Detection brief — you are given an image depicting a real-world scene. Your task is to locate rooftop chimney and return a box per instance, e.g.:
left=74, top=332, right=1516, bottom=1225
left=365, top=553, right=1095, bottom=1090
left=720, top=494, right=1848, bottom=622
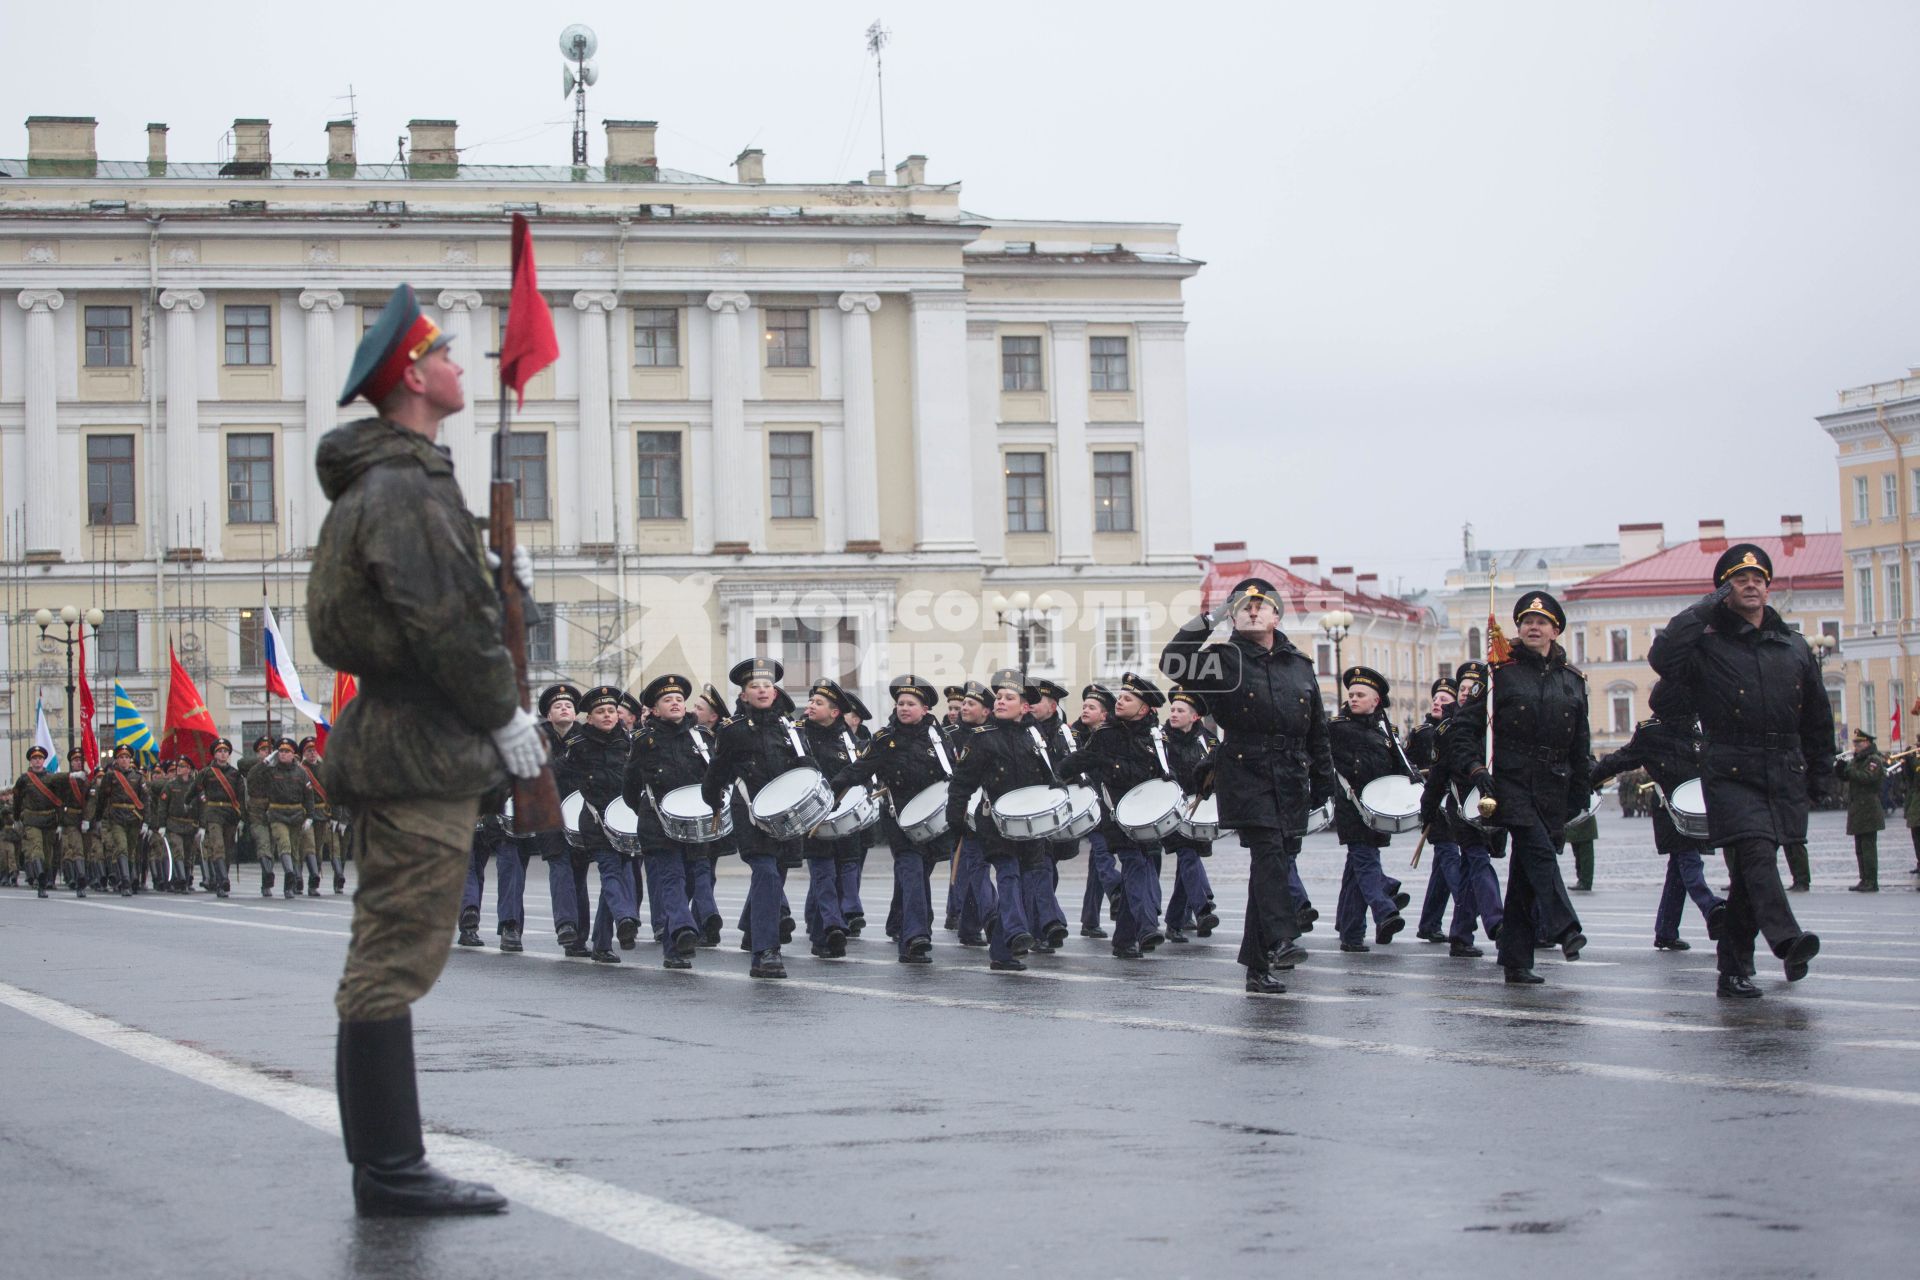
left=222, top=118, right=271, bottom=176
left=326, top=119, right=356, bottom=176
left=25, top=115, right=97, bottom=177
left=1698, top=518, right=1728, bottom=551
left=146, top=123, right=167, bottom=176
left=407, top=119, right=457, bottom=178
left=1289, top=555, right=1318, bottom=572
left=1330, top=565, right=1356, bottom=595
left=1618, top=521, right=1664, bottom=565
left=1213, top=540, right=1247, bottom=556
left=1356, top=573, right=1379, bottom=595
left=1781, top=513, right=1805, bottom=539
left=734, top=148, right=765, bottom=184
left=867, top=169, right=888, bottom=186
left=604, top=120, right=657, bottom=181
left=894, top=153, right=927, bottom=186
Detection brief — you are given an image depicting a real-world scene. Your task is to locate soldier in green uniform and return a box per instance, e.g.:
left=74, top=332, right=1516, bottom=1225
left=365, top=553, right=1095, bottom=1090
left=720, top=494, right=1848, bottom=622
left=11, top=746, right=63, bottom=897
left=191, top=737, right=245, bottom=898
left=1565, top=799, right=1600, bottom=892
left=298, top=736, right=344, bottom=894
left=307, top=282, right=540, bottom=1215
left=0, top=788, right=17, bottom=887
left=60, top=748, right=97, bottom=893
left=239, top=736, right=276, bottom=896
left=256, top=738, right=317, bottom=899
left=1903, top=748, right=1920, bottom=881
left=1837, top=729, right=1884, bottom=892
left=86, top=744, right=148, bottom=895
left=154, top=756, right=200, bottom=892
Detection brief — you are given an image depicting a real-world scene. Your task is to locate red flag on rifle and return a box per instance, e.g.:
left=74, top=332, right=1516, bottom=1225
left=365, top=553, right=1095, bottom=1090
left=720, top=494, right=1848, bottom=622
left=160, top=643, right=220, bottom=767
left=498, top=213, right=559, bottom=408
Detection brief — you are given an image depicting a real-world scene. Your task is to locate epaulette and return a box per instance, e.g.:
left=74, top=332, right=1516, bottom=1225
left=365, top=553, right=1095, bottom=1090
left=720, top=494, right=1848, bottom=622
left=1565, top=663, right=1587, bottom=681
left=718, top=714, right=743, bottom=730
left=971, top=724, right=991, bottom=734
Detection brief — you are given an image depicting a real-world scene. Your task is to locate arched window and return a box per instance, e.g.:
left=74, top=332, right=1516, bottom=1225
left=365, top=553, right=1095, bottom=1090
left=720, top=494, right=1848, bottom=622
left=1468, top=627, right=1482, bottom=660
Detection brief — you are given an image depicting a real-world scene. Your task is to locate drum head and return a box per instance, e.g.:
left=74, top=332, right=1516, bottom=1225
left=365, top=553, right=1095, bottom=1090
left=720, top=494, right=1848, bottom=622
left=1670, top=778, right=1705, bottom=811
left=1065, top=784, right=1101, bottom=818
left=1116, top=778, right=1181, bottom=825
left=604, top=798, right=639, bottom=835
left=660, top=785, right=711, bottom=820
left=899, top=783, right=947, bottom=825
left=1360, top=775, right=1423, bottom=815
left=827, top=785, right=869, bottom=819
left=1188, top=794, right=1218, bottom=824
left=753, top=768, right=825, bottom=818
left=503, top=797, right=515, bottom=824
left=561, top=792, right=585, bottom=831
left=998, top=785, right=1064, bottom=819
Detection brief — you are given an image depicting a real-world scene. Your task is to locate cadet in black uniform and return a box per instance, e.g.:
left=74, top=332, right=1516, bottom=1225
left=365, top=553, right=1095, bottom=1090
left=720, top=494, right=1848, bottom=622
left=1419, top=662, right=1506, bottom=958
left=1327, top=666, right=1410, bottom=952
left=1162, top=688, right=1219, bottom=941
left=838, top=688, right=876, bottom=934
left=944, top=668, right=1051, bottom=971
left=556, top=686, right=638, bottom=964
left=1409, top=677, right=1460, bottom=942
left=702, top=658, right=809, bottom=979
left=833, top=675, right=954, bottom=962
left=796, top=679, right=859, bottom=958
left=623, top=673, right=709, bottom=968
left=538, top=683, right=594, bottom=956
left=1648, top=543, right=1825, bottom=997
left=687, top=683, right=732, bottom=941
left=1443, top=593, right=1589, bottom=984
left=1075, top=683, right=1124, bottom=937
left=1024, top=678, right=1078, bottom=951
left=1160, top=578, right=1335, bottom=994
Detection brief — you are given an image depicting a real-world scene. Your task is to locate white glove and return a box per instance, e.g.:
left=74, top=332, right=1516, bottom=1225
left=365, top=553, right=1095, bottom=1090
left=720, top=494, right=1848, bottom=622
left=301, top=818, right=312, bottom=832
left=334, top=820, right=346, bottom=835
left=490, top=706, right=548, bottom=779
left=485, top=546, right=537, bottom=595
left=80, top=820, right=90, bottom=832
left=140, top=824, right=149, bottom=836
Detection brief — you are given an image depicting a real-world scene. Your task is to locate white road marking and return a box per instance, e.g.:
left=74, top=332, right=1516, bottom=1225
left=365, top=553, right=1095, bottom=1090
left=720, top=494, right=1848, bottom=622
left=1839, top=1040, right=1920, bottom=1051
left=0, top=980, right=896, bottom=1280
left=1437, top=1006, right=1729, bottom=1034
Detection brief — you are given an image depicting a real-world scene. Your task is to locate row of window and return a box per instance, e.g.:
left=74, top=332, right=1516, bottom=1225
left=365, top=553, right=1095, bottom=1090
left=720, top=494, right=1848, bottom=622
left=81, top=304, right=275, bottom=369
left=1000, top=335, right=1131, bottom=392
left=1851, top=470, right=1920, bottom=523
left=1856, top=561, right=1917, bottom=626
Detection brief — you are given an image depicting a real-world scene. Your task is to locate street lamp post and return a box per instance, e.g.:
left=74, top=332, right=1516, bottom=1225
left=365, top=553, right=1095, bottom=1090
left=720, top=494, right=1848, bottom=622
left=988, top=590, right=1059, bottom=688
left=1811, top=632, right=1840, bottom=748
left=1319, top=608, right=1354, bottom=685
left=34, top=605, right=105, bottom=757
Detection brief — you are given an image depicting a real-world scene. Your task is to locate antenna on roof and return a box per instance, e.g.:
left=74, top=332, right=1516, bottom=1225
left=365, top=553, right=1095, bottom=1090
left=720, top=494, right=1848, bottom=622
left=866, top=19, right=891, bottom=176
left=335, top=85, right=359, bottom=124
left=559, top=23, right=600, bottom=166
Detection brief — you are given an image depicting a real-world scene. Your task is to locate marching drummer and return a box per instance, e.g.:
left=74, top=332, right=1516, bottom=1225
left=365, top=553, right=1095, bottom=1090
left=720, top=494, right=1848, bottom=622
left=798, top=679, right=860, bottom=959
left=1328, top=666, right=1412, bottom=953
left=944, top=669, right=1050, bottom=971
left=1056, top=672, right=1176, bottom=959
left=1023, top=678, right=1078, bottom=953
left=702, top=658, right=808, bottom=979
left=622, top=673, right=710, bottom=968
left=1162, top=688, right=1220, bottom=942
left=555, top=685, right=640, bottom=965
left=1419, top=660, right=1505, bottom=958
left=1075, top=683, right=1123, bottom=939
left=1591, top=679, right=1726, bottom=951
left=945, top=680, right=997, bottom=945
left=831, top=675, right=954, bottom=963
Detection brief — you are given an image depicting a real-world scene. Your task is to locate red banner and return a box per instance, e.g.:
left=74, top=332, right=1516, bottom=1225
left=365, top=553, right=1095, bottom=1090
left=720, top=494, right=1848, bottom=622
left=159, top=643, right=219, bottom=767
left=77, top=626, right=98, bottom=770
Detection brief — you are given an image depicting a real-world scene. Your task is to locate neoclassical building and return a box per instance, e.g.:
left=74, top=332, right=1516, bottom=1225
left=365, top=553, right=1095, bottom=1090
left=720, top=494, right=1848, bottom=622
left=0, top=114, right=1201, bottom=756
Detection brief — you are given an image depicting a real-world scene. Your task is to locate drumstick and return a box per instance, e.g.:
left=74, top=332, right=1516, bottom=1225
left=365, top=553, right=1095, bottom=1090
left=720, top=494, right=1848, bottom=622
left=1409, top=827, right=1428, bottom=869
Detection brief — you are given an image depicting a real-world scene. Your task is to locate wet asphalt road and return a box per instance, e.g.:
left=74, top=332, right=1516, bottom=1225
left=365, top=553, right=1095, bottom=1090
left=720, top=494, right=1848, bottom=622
left=2, top=808, right=1916, bottom=1279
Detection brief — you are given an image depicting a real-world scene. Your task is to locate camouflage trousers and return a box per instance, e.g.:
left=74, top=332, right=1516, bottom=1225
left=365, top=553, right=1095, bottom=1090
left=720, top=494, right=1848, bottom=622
left=335, top=794, right=478, bottom=1021
left=100, top=819, right=142, bottom=869
left=201, top=817, right=239, bottom=863
left=0, top=833, right=16, bottom=876
left=19, top=825, right=56, bottom=872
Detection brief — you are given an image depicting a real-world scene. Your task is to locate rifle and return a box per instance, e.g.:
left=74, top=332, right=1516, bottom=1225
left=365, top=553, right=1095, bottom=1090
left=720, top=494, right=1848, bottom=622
left=490, top=423, right=564, bottom=837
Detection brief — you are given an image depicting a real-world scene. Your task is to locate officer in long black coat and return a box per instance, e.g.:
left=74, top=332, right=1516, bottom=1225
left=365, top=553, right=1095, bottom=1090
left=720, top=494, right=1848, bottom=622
left=831, top=675, right=953, bottom=962
left=1648, top=543, right=1826, bottom=996
left=1442, top=592, right=1590, bottom=984
left=1160, top=577, right=1335, bottom=994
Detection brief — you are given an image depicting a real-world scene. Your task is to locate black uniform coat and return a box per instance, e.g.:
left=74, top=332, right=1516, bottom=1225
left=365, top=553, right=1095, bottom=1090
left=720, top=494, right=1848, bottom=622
left=1056, top=713, right=1175, bottom=851
left=1405, top=713, right=1445, bottom=772
left=944, top=716, right=1059, bottom=860
left=1592, top=717, right=1702, bottom=856
left=1327, top=709, right=1404, bottom=849
left=1163, top=720, right=1218, bottom=855
left=623, top=714, right=715, bottom=847
left=797, top=715, right=862, bottom=862
left=1441, top=643, right=1591, bottom=841
left=1158, top=619, right=1335, bottom=835
left=1419, top=700, right=1508, bottom=854
left=1647, top=589, right=1832, bottom=847
left=701, top=707, right=812, bottom=861
left=555, top=721, right=631, bottom=851
left=831, top=714, right=953, bottom=857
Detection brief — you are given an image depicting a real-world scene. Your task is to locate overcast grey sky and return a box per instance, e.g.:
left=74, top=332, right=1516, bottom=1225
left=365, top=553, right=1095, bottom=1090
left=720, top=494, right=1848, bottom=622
left=6, top=1, right=1913, bottom=592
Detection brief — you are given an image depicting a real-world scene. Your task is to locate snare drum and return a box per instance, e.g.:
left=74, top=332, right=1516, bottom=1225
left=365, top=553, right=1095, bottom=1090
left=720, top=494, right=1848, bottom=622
left=560, top=791, right=593, bottom=849
left=814, top=784, right=883, bottom=840
left=1357, top=775, right=1424, bottom=835
left=1114, top=777, right=1186, bottom=843
left=990, top=785, right=1072, bottom=840
left=1458, top=786, right=1492, bottom=832
left=1665, top=778, right=1709, bottom=840
left=1056, top=784, right=1103, bottom=840
left=896, top=782, right=951, bottom=844
left=602, top=797, right=642, bottom=855
left=1177, top=792, right=1220, bottom=843
left=657, top=784, right=732, bottom=844
left=749, top=767, right=833, bottom=840
left=1304, top=799, right=1335, bottom=836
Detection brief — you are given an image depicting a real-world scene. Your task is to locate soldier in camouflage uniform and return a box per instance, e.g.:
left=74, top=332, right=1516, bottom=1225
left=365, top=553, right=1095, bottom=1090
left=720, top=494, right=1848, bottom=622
left=86, top=744, right=148, bottom=895
left=191, top=737, right=244, bottom=898
left=152, top=756, right=200, bottom=892
left=255, top=738, right=317, bottom=899
left=298, top=736, right=346, bottom=894
left=11, top=747, right=63, bottom=897
left=239, top=735, right=276, bottom=896
left=306, top=281, right=540, bottom=1215
left=1838, top=729, right=1885, bottom=892
left=0, top=788, right=17, bottom=887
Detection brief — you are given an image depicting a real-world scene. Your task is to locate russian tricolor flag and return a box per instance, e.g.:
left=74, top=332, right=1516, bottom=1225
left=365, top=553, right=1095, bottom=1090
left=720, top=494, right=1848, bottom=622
left=262, top=604, right=330, bottom=735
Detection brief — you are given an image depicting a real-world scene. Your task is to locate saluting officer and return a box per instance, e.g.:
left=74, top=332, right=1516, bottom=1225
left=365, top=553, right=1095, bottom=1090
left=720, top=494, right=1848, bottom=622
left=1160, top=577, right=1335, bottom=995
left=1443, top=594, right=1589, bottom=984
left=1162, top=688, right=1220, bottom=941
left=702, top=658, right=809, bottom=978
left=1327, top=666, right=1410, bottom=952
left=622, top=673, right=708, bottom=968
left=832, top=675, right=953, bottom=963
left=1649, top=542, right=1826, bottom=996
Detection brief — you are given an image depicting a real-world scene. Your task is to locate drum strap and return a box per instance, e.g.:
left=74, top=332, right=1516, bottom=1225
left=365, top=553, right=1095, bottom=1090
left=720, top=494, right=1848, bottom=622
left=782, top=718, right=808, bottom=760
left=841, top=730, right=860, bottom=761
left=690, top=730, right=712, bottom=764
left=1147, top=724, right=1174, bottom=779
left=1026, top=727, right=1057, bottom=776
left=928, top=725, right=953, bottom=777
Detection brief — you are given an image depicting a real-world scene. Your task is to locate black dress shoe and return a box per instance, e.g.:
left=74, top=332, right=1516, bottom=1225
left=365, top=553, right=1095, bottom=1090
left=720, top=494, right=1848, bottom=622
left=1782, top=933, right=1819, bottom=981
left=1417, top=929, right=1448, bottom=943
left=672, top=927, right=700, bottom=958
left=563, top=943, right=591, bottom=958
left=1848, top=882, right=1879, bottom=893
left=990, top=959, right=1028, bottom=972
left=702, top=914, right=724, bottom=946
left=1788, top=881, right=1809, bottom=892
left=1165, top=928, right=1189, bottom=945
left=1140, top=929, right=1166, bottom=952
left=1045, top=923, right=1069, bottom=948
left=1079, top=925, right=1109, bottom=939
left=1560, top=931, right=1586, bottom=961
left=944, top=913, right=960, bottom=932
left=1717, top=973, right=1762, bottom=999
left=1298, top=906, right=1320, bottom=928
left=1449, top=940, right=1483, bottom=958
left=1392, top=891, right=1411, bottom=911
left=663, top=955, right=693, bottom=970
left=1504, top=967, right=1544, bottom=984
left=1194, top=911, right=1219, bottom=937
left=1028, top=940, right=1057, bottom=955
left=556, top=922, right=581, bottom=948
left=750, top=957, right=787, bottom=979
left=500, top=925, right=523, bottom=953
left=334, top=876, right=347, bottom=894
left=959, top=934, right=988, bottom=947
left=1339, top=940, right=1370, bottom=953
left=898, top=952, right=931, bottom=964
left=826, top=926, right=848, bottom=956
left=1375, top=912, right=1405, bottom=945
left=1110, top=943, right=1143, bottom=960
left=1705, top=902, right=1727, bottom=941
left=590, top=948, right=621, bottom=964
left=1270, top=944, right=1309, bottom=970
left=616, top=917, right=639, bottom=949
left=779, top=917, right=796, bottom=944
left=1245, top=970, right=1285, bottom=995
left=1009, top=932, right=1034, bottom=956
left=846, top=914, right=866, bottom=937
left=456, top=928, right=483, bottom=948
left=1654, top=938, right=1691, bottom=951
left=906, top=935, right=933, bottom=958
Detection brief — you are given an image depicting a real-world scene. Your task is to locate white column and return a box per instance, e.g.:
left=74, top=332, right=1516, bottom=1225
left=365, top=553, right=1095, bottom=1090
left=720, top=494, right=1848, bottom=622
left=296, top=289, right=343, bottom=546
left=572, top=291, right=618, bottom=546
left=1050, top=320, right=1092, bottom=564
left=837, top=292, right=882, bottom=551
left=907, top=291, right=976, bottom=553
left=965, top=319, right=1004, bottom=564
left=705, top=291, right=753, bottom=552
left=1137, top=320, right=1195, bottom=565
left=158, top=289, right=206, bottom=556
left=435, top=290, right=484, bottom=514
left=16, top=289, right=63, bottom=558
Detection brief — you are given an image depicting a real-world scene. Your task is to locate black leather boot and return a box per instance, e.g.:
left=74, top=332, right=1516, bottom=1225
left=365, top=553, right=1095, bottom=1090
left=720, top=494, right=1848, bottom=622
left=337, top=1014, right=507, bottom=1216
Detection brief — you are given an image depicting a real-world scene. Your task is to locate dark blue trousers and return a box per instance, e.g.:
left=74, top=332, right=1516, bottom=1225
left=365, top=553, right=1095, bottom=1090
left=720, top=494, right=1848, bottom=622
left=495, top=840, right=532, bottom=929
left=1287, top=859, right=1313, bottom=914
left=955, top=836, right=993, bottom=940
left=1655, top=848, right=1724, bottom=944
left=643, top=844, right=697, bottom=957
left=1080, top=832, right=1121, bottom=927
left=1495, top=822, right=1579, bottom=972
left=806, top=856, right=848, bottom=942
left=1417, top=842, right=1463, bottom=935
left=1025, top=857, right=1068, bottom=939
left=1451, top=842, right=1505, bottom=944
left=742, top=852, right=789, bottom=960
left=838, top=849, right=866, bottom=921
left=986, top=853, right=1030, bottom=964
left=1166, top=847, right=1212, bottom=928
left=894, top=848, right=935, bottom=956
left=688, top=850, right=720, bottom=930
left=1335, top=844, right=1399, bottom=944
left=1111, top=845, right=1161, bottom=949
left=460, top=838, right=490, bottom=916
left=547, top=850, right=591, bottom=942
left=589, top=849, right=637, bottom=952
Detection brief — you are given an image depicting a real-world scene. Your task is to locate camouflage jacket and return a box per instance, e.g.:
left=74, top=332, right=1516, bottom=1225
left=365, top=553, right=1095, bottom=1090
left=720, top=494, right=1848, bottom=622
left=307, top=416, right=516, bottom=804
